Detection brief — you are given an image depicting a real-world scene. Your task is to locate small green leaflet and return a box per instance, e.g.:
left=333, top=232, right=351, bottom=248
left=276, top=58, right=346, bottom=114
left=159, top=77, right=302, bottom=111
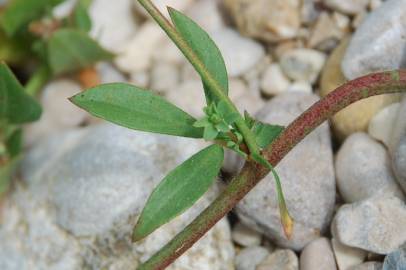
left=70, top=83, right=204, bottom=138
left=132, top=144, right=224, bottom=241
left=252, top=122, right=284, bottom=149
left=47, top=29, right=113, bottom=75
left=0, top=63, right=42, bottom=124
left=168, top=8, right=228, bottom=105
left=0, top=0, right=64, bottom=36
left=244, top=111, right=284, bottom=149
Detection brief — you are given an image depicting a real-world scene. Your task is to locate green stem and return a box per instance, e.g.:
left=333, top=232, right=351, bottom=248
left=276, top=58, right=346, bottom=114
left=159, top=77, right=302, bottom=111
left=25, top=65, right=50, bottom=96
left=138, top=70, right=406, bottom=270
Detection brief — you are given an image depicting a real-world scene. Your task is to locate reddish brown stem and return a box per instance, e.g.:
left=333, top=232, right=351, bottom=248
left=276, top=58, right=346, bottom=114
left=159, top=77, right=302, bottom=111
left=138, top=70, right=406, bottom=270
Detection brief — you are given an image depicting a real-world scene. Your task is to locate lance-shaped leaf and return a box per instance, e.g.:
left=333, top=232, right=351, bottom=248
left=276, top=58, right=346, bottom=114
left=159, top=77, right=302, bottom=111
left=168, top=8, right=228, bottom=104
left=132, top=144, right=224, bottom=241
left=0, top=63, right=42, bottom=124
left=70, top=83, right=204, bottom=138
left=0, top=0, right=64, bottom=36
left=47, top=29, right=113, bottom=75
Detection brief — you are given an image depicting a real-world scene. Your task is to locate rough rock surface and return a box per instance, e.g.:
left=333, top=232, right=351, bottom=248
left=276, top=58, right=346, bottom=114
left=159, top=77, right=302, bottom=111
left=335, top=133, right=404, bottom=203
left=0, top=124, right=234, bottom=269
left=222, top=0, right=301, bottom=42
left=341, top=0, right=406, bottom=79
left=334, top=196, right=406, bottom=255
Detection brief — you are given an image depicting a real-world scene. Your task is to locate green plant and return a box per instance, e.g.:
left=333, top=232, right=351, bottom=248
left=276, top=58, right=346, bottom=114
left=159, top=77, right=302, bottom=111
left=0, top=0, right=112, bottom=195
left=70, top=1, right=406, bottom=269
left=0, top=0, right=112, bottom=95
left=0, top=62, right=42, bottom=193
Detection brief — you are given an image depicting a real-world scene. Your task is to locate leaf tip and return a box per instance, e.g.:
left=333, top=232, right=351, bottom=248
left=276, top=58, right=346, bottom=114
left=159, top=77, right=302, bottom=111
left=131, top=228, right=145, bottom=243
left=280, top=208, right=294, bottom=240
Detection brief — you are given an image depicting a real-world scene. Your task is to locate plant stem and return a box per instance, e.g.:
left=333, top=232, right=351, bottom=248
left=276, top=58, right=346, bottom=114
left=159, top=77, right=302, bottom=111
left=138, top=70, right=406, bottom=270
left=136, top=0, right=260, bottom=157
left=25, top=65, right=50, bottom=96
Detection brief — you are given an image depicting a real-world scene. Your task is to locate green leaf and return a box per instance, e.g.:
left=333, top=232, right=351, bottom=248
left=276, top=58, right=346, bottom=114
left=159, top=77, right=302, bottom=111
left=72, top=0, right=92, bottom=32
left=0, top=63, right=42, bottom=124
left=6, top=128, right=22, bottom=158
left=168, top=8, right=228, bottom=104
left=47, top=29, right=113, bottom=75
left=0, top=0, right=64, bottom=36
left=252, top=122, right=284, bottom=149
left=203, top=125, right=218, bottom=140
left=70, top=83, right=204, bottom=138
left=132, top=144, right=224, bottom=241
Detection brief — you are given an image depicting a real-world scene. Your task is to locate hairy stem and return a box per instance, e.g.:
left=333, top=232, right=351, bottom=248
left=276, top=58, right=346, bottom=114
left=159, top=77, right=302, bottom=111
left=138, top=70, right=406, bottom=270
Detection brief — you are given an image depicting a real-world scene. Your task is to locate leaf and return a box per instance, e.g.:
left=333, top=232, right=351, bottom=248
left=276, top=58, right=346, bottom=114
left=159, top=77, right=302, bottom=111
left=47, top=29, right=113, bottom=75
left=132, top=144, right=224, bottom=241
left=0, top=29, right=30, bottom=64
left=168, top=8, right=228, bottom=104
left=70, top=83, right=204, bottom=138
left=72, top=0, right=92, bottom=32
left=0, top=0, right=64, bottom=36
left=203, top=125, right=218, bottom=140
left=6, top=128, right=22, bottom=158
left=252, top=122, right=284, bottom=149
left=0, top=63, right=42, bottom=124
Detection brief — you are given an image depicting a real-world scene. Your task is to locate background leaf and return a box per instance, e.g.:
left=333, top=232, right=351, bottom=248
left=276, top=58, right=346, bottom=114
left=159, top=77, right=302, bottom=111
left=132, top=144, right=224, bottom=241
left=0, top=63, right=42, bottom=124
left=47, top=29, right=113, bottom=75
left=70, top=83, right=204, bottom=138
left=168, top=8, right=228, bottom=104
left=72, top=0, right=92, bottom=32
left=252, top=122, right=284, bottom=149
left=0, top=0, right=64, bottom=36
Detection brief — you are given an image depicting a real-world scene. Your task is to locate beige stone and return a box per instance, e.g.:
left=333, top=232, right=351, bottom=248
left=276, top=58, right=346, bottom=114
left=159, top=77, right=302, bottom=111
left=223, top=0, right=300, bottom=43
left=320, top=38, right=400, bottom=140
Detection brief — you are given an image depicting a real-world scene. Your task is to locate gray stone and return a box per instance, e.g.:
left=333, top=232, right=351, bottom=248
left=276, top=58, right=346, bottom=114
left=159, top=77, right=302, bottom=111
left=383, top=243, right=406, bottom=270
left=0, top=124, right=234, bottom=269
left=256, top=249, right=299, bottom=270
left=234, top=93, right=335, bottom=250
left=390, top=97, right=406, bottom=193
left=341, top=0, right=406, bottom=79
left=211, top=28, right=265, bottom=77
left=334, top=196, right=406, bottom=254
left=335, top=133, right=404, bottom=203
left=260, top=63, right=290, bottom=96
left=150, top=62, right=180, bottom=95
left=166, top=79, right=206, bottom=118
left=300, top=238, right=337, bottom=270
left=368, top=103, right=401, bottom=148
left=232, top=222, right=262, bottom=247
left=349, top=262, right=383, bottom=270
left=115, top=22, right=165, bottom=73
left=186, top=0, right=225, bottom=33
left=23, top=79, right=87, bottom=147
left=89, top=0, right=137, bottom=53
left=280, top=49, right=326, bottom=84
left=235, top=246, right=269, bottom=270
left=96, top=62, right=126, bottom=84
left=332, top=238, right=368, bottom=270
